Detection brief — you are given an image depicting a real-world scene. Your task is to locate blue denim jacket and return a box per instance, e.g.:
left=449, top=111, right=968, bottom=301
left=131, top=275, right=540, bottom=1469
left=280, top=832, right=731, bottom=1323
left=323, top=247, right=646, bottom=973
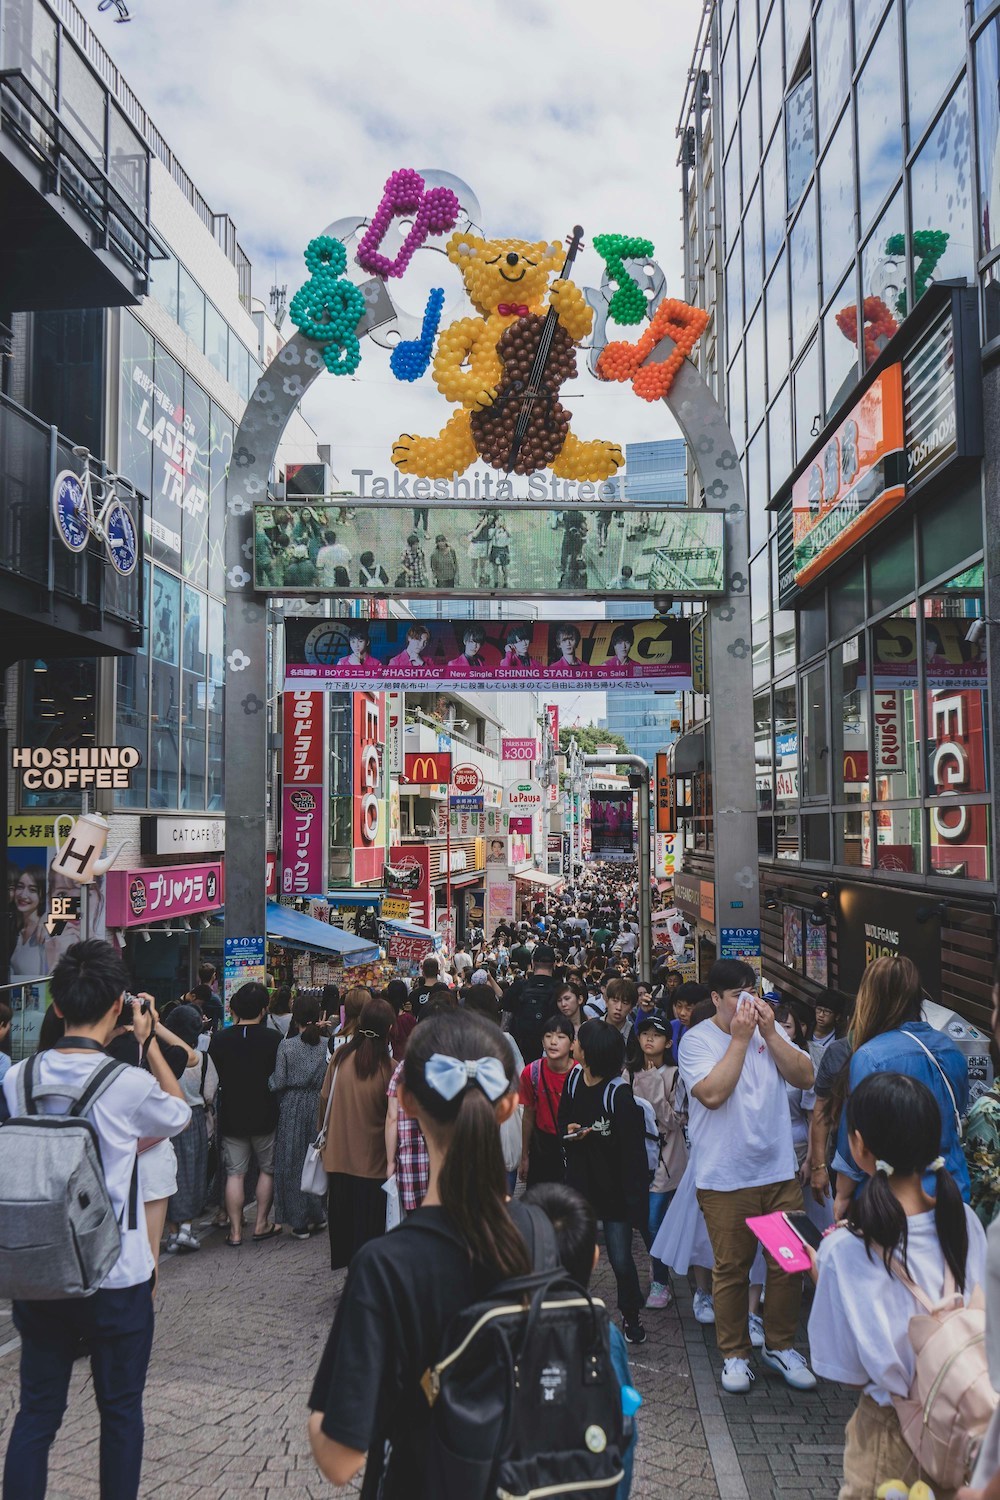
left=832, top=1021, right=970, bottom=1199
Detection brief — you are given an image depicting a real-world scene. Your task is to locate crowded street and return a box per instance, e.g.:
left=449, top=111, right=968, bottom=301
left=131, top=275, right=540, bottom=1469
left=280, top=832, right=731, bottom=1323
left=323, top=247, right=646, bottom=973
left=3, top=0, right=1000, bottom=1495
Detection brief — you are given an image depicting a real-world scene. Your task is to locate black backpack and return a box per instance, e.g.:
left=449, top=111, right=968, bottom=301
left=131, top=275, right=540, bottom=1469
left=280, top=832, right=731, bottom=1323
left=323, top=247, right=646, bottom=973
left=414, top=1204, right=626, bottom=1499
left=509, top=976, right=556, bottom=1063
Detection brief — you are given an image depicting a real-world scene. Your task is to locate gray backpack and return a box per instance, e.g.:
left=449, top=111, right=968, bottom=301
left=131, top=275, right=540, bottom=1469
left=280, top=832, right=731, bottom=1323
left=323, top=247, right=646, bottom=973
left=0, top=1043, right=139, bottom=1300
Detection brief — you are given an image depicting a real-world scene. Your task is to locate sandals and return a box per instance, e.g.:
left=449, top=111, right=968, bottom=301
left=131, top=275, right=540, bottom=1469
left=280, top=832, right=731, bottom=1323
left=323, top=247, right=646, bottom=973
left=224, top=1232, right=242, bottom=1248
left=252, top=1224, right=282, bottom=1242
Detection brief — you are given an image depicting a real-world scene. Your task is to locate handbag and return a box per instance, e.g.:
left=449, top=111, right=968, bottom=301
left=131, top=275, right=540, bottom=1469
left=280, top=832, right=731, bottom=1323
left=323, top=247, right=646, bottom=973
left=300, top=1061, right=337, bottom=1195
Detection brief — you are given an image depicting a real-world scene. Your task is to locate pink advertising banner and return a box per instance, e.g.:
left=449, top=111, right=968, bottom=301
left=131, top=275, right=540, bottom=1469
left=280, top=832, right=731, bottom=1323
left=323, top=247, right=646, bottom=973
left=502, top=737, right=538, bottom=762
left=284, top=617, right=693, bottom=691
left=508, top=815, right=533, bottom=835
left=107, top=862, right=224, bottom=928
left=281, top=689, right=326, bottom=896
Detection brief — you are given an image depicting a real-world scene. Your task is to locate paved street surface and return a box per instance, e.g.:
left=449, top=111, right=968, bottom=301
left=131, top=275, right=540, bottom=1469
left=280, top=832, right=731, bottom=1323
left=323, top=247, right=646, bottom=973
left=0, top=1220, right=849, bottom=1498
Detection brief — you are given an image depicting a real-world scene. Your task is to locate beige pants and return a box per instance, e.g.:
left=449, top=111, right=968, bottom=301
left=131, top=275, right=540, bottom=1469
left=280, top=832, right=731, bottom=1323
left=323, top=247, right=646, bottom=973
left=697, top=1178, right=804, bottom=1358
left=840, top=1394, right=957, bottom=1500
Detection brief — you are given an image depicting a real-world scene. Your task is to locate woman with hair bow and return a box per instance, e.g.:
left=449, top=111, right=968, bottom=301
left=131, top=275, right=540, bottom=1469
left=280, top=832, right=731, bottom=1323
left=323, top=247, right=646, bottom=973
left=308, top=1009, right=532, bottom=1497
left=318, top=995, right=395, bottom=1270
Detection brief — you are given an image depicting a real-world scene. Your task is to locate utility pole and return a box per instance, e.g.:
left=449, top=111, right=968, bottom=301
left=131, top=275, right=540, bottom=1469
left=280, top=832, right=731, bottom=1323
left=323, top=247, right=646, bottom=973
left=583, top=754, right=652, bottom=981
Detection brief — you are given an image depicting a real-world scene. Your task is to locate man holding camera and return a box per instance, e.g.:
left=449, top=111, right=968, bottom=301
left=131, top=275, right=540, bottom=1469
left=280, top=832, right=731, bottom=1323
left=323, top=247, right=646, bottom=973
left=1, top=940, right=191, bottom=1500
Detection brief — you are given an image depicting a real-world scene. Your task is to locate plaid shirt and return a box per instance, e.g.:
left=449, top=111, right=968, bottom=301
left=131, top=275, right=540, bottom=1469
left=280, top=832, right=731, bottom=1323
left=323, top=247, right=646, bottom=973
left=387, top=1060, right=429, bottom=1212
left=400, top=544, right=428, bottom=589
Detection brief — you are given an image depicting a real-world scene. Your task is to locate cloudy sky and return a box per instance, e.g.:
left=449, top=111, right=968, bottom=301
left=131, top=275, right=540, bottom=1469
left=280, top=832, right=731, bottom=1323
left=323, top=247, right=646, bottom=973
left=100, top=0, right=702, bottom=721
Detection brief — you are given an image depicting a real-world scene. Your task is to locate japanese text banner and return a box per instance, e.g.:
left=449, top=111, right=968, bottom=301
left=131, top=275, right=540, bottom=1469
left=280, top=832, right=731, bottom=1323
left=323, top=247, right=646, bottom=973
left=284, top=617, right=692, bottom=692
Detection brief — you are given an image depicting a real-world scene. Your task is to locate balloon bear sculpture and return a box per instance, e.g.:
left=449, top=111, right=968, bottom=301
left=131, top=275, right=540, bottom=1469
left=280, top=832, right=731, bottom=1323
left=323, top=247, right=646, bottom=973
left=391, top=233, right=623, bottom=482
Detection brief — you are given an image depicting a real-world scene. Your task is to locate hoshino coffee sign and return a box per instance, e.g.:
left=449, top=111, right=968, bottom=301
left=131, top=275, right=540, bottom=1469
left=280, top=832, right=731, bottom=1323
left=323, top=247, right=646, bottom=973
left=12, top=746, right=141, bottom=790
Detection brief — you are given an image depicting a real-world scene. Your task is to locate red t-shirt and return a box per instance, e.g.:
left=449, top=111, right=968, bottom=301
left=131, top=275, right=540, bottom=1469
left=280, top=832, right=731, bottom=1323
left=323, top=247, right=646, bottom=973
left=519, top=1059, right=576, bottom=1135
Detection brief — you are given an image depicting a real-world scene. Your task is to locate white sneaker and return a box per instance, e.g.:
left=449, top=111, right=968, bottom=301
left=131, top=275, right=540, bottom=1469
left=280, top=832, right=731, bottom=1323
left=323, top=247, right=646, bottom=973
left=748, top=1313, right=765, bottom=1348
left=692, top=1289, right=716, bottom=1324
left=173, top=1228, right=200, bottom=1253
left=760, top=1346, right=817, bottom=1390
left=164, top=1234, right=179, bottom=1255
left=646, top=1280, right=672, bottom=1309
left=721, top=1357, right=754, bottom=1393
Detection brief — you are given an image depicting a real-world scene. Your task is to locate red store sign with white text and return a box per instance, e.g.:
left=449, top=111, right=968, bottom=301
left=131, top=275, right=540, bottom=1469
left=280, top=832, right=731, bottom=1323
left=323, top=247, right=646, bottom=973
left=281, top=691, right=326, bottom=895
left=107, top=862, right=224, bottom=928
left=928, top=688, right=988, bottom=879
left=353, top=692, right=385, bottom=885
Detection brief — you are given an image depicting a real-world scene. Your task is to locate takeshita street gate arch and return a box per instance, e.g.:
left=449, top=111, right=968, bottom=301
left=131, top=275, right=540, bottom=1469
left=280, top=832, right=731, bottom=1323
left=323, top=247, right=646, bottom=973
left=223, top=169, right=757, bottom=962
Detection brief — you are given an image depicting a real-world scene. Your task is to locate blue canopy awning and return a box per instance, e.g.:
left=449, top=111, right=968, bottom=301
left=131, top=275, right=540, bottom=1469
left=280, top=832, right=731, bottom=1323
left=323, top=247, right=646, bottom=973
left=266, top=901, right=379, bottom=967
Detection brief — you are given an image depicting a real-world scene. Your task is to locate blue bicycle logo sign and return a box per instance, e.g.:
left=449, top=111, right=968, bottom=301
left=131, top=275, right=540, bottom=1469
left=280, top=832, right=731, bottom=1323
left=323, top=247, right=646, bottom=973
left=52, top=447, right=139, bottom=577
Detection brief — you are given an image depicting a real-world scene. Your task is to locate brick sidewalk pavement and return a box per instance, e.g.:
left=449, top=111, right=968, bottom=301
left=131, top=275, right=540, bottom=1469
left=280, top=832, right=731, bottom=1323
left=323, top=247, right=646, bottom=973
left=0, top=1221, right=849, bottom=1498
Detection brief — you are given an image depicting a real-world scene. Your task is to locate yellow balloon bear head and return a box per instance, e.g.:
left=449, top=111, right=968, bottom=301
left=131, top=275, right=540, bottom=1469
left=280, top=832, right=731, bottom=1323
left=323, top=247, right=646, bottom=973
left=876, top=1483, right=936, bottom=1500
left=446, top=232, right=563, bottom=317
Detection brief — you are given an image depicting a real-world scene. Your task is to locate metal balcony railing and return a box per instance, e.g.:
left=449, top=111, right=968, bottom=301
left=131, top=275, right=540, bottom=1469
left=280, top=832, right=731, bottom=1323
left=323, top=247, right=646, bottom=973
left=0, top=67, right=159, bottom=288
left=0, top=391, right=145, bottom=630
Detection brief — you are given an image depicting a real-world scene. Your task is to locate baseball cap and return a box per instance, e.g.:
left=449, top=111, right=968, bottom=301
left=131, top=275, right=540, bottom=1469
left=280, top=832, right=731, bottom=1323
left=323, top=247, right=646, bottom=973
left=635, top=1014, right=669, bottom=1037
left=533, top=944, right=556, bottom=966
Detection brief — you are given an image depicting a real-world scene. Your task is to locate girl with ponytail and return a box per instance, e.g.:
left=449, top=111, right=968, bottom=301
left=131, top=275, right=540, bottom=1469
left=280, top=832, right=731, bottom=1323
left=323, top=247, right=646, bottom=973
left=308, top=1010, right=530, bottom=1496
left=808, top=1072, right=987, bottom=1498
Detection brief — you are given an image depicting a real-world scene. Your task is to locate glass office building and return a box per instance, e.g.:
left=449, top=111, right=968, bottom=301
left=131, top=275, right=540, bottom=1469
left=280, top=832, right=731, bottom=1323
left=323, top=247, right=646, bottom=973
left=676, top=0, right=1000, bottom=1021
left=602, top=441, right=685, bottom=763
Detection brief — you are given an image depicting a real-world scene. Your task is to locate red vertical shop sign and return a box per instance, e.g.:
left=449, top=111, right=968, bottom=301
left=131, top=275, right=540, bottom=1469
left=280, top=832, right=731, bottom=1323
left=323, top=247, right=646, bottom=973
left=929, top=688, right=989, bottom=878
left=352, top=692, right=385, bottom=885
left=280, top=690, right=326, bottom=895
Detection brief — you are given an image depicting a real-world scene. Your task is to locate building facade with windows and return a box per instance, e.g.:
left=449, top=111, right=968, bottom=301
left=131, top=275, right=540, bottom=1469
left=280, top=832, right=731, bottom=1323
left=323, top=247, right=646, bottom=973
left=675, top=0, right=1000, bottom=1023
left=1, top=0, right=321, bottom=1026
left=603, top=440, right=685, bottom=764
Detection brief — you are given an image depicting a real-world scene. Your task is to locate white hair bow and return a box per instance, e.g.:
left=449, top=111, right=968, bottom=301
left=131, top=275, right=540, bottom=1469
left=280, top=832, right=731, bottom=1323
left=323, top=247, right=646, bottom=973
left=424, top=1053, right=509, bottom=1103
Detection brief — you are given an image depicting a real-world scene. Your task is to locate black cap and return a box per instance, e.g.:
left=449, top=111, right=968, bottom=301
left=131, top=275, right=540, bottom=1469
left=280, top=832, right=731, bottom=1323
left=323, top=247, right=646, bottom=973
left=636, top=1014, right=669, bottom=1037
left=533, top=944, right=556, bottom=966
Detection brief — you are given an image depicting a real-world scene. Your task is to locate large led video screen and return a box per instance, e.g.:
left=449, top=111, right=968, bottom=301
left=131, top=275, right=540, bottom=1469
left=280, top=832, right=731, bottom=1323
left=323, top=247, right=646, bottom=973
left=283, top=616, right=693, bottom=692
left=255, top=501, right=725, bottom=599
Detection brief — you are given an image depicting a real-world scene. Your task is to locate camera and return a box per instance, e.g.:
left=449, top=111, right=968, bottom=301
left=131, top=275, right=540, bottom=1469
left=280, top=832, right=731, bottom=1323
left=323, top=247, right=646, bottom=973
left=126, top=992, right=151, bottom=1015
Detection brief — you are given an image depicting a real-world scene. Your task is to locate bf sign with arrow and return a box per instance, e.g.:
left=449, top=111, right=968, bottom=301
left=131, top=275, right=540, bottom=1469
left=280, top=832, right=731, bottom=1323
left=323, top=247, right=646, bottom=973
left=46, top=893, right=80, bottom=936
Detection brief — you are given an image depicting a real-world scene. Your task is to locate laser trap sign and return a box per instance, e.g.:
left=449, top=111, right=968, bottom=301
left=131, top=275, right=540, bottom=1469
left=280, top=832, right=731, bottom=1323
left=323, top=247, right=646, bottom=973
left=283, top=616, right=693, bottom=692
left=254, top=501, right=725, bottom=600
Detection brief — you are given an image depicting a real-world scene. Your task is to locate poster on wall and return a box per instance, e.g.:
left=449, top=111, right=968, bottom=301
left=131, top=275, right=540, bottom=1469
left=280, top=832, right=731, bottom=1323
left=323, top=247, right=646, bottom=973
left=284, top=617, right=693, bottom=692
left=782, top=906, right=804, bottom=972
left=588, top=790, right=635, bottom=862
left=804, top=919, right=828, bottom=985
left=7, top=816, right=108, bottom=1057
left=866, top=617, right=987, bottom=691
left=384, top=845, right=430, bottom=928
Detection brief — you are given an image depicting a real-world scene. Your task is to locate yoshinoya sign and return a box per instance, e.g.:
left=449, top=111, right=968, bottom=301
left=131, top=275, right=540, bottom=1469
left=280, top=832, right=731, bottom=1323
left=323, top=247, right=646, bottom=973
left=141, top=815, right=224, bottom=858
left=107, top=861, right=224, bottom=928
left=789, top=365, right=905, bottom=592
left=12, top=746, right=141, bottom=791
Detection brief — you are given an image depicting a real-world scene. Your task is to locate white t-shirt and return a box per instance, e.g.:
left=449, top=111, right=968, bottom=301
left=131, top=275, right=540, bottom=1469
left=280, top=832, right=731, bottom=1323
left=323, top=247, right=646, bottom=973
left=3, top=1050, right=191, bottom=1289
left=785, top=1076, right=816, bottom=1152
left=678, top=1018, right=798, bottom=1191
left=808, top=1206, right=987, bottom=1404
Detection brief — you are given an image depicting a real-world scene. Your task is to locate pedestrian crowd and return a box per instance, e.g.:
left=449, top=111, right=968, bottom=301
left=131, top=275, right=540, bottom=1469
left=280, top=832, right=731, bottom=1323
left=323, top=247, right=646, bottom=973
left=2, top=861, right=1000, bottom=1500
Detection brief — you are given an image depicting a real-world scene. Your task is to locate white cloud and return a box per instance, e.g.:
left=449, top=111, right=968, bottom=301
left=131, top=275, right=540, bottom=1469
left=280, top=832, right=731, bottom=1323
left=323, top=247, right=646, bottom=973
left=101, top=0, right=704, bottom=481
left=100, top=0, right=705, bottom=725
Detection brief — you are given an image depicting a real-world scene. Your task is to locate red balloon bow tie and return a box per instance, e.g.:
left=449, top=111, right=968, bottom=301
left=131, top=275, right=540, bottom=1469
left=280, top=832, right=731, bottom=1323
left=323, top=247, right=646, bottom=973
left=497, top=303, right=530, bottom=317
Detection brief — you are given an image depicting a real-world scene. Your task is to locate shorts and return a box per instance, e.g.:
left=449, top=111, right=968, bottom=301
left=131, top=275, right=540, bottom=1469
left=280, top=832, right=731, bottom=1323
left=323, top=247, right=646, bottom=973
left=221, top=1131, right=276, bottom=1177
left=139, top=1139, right=178, bottom=1202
